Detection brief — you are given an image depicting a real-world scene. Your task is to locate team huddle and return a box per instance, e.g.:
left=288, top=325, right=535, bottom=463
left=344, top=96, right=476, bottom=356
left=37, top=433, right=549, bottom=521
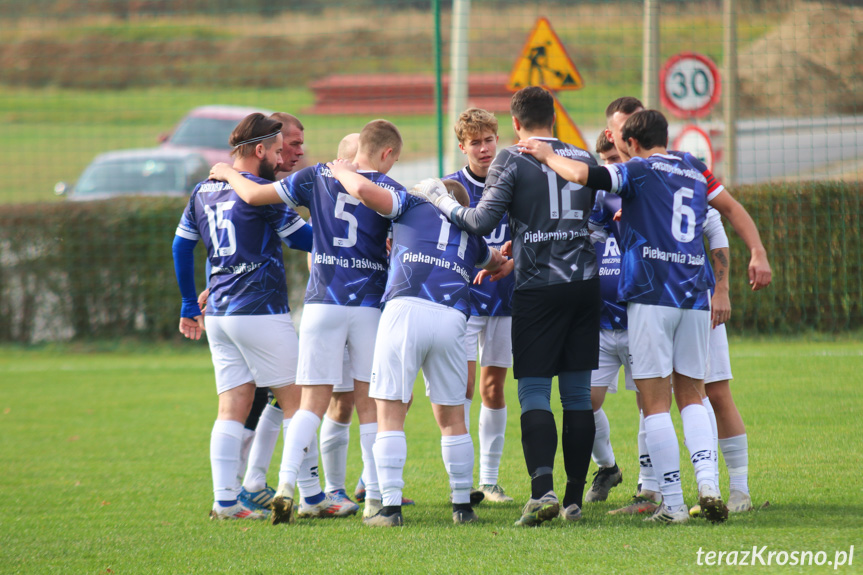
left=172, top=86, right=772, bottom=528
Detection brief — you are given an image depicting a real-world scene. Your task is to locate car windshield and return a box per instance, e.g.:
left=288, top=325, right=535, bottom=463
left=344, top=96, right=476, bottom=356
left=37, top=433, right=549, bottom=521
left=168, top=116, right=236, bottom=150
left=75, top=158, right=187, bottom=196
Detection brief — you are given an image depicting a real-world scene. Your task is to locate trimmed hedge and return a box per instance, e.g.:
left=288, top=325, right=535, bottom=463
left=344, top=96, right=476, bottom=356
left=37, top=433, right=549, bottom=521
left=0, top=197, right=309, bottom=343
left=0, top=182, right=860, bottom=342
left=727, top=180, right=863, bottom=334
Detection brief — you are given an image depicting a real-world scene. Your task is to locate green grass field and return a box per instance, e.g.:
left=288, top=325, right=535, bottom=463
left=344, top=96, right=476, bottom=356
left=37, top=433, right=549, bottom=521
left=2, top=338, right=861, bottom=574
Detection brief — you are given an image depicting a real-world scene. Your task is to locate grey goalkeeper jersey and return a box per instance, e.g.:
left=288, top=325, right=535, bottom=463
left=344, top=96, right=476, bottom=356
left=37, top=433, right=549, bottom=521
left=449, top=138, right=599, bottom=290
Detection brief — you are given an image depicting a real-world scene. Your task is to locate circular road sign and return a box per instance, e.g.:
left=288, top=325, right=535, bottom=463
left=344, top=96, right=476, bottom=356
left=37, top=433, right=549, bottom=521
left=660, top=52, right=721, bottom=119
left=673, top=125, right=715, bottom=172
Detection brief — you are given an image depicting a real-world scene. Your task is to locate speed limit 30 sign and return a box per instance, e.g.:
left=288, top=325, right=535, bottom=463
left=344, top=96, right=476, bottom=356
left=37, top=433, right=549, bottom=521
left=660, top=52, right=721, bottom=119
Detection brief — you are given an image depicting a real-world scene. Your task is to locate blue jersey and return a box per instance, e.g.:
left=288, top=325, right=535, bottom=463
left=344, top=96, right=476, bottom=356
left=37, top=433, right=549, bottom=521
left=603, top=152, right=721, bottom=310
left=175, top=173, right=307, bottom=316
left=275, top=164, right=405, bottom=307
left=384, top=193, right=491, bottom=317
left=444, top=167, right=514, bottom=316
left=590, top=190, right=627, bottom=330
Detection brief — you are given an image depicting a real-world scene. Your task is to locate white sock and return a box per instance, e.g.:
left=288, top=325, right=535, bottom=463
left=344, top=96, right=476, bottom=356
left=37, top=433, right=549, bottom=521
left=442, top=434, right=474, bottom=505
left=210, top=419, right=244, bottom=502
left=374, top=431, right=407, bottom=507
left=277, top=409, right=320, bottom=497
left=719, top=434, right=749, bottom=494
left=591, top=407, right=616, bottom=468
left=237, top=427, right=255, bottom=485
left=360, top=423, right=381, bottom=501
left=638, top=411, right=659, bottom=494
left=644, top=413, right=683, bottom=509
left=463, top=399, right=472, bottom=434
left=478, top=405, right=506, bottom=486
left=320, top=416, right=351, bottom=493
left=296, top=429, right=322, bottom=499
left=681, top=403, right=718, bottom=492
left=243, top=404, right=283, bottom=492
left=701, top=396, right=720, bottom=486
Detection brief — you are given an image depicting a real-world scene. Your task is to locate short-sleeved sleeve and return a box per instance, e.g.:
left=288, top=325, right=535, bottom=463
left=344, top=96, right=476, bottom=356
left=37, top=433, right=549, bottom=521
left=175, top=189, right=201, bottom=241
left=274, top=165, right=318, bottom=208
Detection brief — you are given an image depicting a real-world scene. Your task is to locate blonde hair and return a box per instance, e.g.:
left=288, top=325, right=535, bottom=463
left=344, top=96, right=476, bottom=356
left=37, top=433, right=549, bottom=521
left=442, top=179, right=470, bottom=207
left=454, top=108, right=498, bottom=143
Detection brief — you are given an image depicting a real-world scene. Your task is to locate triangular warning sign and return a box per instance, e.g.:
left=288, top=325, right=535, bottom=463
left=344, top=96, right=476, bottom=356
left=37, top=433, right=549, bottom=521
left=551, top=94, right=588, bottom=150
left=507, top=17, right=584, bottom=92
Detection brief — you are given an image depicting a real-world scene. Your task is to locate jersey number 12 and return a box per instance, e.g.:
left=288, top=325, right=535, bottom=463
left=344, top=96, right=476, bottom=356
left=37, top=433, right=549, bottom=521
left=543, top=165, right=583, bottom=220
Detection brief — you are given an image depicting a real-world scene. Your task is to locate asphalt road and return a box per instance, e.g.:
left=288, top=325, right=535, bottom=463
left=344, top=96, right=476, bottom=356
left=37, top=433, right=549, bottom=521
left=390, top=116, right=863, bottom=188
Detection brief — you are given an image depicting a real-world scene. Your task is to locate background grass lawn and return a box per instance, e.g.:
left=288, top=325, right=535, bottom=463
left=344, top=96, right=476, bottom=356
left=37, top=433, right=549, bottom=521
left=1, top=338, right=861, bottom=574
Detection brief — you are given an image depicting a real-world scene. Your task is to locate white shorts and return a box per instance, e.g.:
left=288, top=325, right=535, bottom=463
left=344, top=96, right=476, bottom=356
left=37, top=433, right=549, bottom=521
left=297, top=304, right=380, bottom=386
left=628, top=303, right=710, bottom=380
left=705, top=323, right=733, bottom=384
left=370, top=297, right=467, bottom=406
left=464, top=315, right=513, bottom=368
left=205, top=313, right=298, bottom=395
left=334, top=347, right=354, bottom=393
left=591, top=329, right=637, bottom=392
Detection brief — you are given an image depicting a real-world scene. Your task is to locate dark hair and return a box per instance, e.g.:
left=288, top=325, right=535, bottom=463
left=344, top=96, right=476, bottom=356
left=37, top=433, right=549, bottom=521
left=229, top=113, right=283, bottom=158
left=510, top=86, right=555, bottom=131
left=595, top=130, right=614, bottom=155
left=605, top=96, right=644, bottom=119
left=620, top=109, right=668, bottom=150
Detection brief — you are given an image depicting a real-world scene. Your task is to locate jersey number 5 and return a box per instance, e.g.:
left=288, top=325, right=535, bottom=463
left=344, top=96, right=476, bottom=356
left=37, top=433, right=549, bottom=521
left=672, top=187, right=697, bottom=243
left=334, top=192, right=360, bottom=248
left=204, top=201, right=237, bottom=257
left=542, top=165, right=583, bottom=220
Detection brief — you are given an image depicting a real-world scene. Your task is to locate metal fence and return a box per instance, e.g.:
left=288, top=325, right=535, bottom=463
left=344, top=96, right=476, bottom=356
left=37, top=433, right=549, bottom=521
left=0, top=0, right=860, bottom=341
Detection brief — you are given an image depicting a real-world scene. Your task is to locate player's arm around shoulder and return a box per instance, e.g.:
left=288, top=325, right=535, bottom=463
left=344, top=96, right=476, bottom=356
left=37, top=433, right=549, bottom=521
left=209, top=163, right=280, bottom=206
left=708, top=190, right=772, bottom=291
left=517, top=139, right=589, bottom=184
left=328, top=159, right=398, bottom=216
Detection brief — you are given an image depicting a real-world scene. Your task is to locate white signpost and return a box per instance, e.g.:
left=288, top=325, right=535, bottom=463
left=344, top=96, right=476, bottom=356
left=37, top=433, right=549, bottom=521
left=673, top=125, right=715, bottom=172
left=660, top=52, right=721, bottom=119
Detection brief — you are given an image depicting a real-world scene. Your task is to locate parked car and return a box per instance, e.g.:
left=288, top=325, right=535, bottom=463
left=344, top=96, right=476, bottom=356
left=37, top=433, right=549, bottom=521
left=159, top=105, right=274, bottom=166
left=55, top=148, right=210, bottom=201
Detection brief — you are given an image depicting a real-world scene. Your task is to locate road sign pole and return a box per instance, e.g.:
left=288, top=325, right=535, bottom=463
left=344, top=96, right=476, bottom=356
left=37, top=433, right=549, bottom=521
left=642, top=0, right=661, bottom=109
left=723, top=0, right=738, bottom=186
left=434, top=0, right=444, bottom=177
left=446, top=0, right=470, bottom=176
